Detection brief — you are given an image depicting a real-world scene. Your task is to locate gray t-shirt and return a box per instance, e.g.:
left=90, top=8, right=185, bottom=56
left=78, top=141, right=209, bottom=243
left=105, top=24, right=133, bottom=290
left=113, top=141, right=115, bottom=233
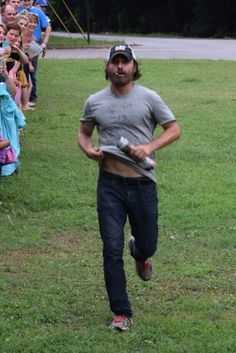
left=81, top=84, right=176, bottom=181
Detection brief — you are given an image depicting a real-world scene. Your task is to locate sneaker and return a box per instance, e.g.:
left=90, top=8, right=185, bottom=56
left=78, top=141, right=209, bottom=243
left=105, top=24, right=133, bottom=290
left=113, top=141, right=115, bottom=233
left=136, top=259, right=152, bottom=281
left=109, top=315, right=132, bottom=331
left=128, top=235, right=152, bottom=281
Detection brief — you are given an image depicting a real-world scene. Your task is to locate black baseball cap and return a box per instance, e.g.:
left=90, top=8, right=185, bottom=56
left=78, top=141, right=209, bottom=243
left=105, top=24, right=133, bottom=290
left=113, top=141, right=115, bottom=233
left=108, top=44, right=136, bottom=61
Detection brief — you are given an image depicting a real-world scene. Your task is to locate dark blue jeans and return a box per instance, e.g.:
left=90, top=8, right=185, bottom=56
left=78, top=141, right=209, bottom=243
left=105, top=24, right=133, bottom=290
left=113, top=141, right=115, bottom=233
left=24, top=57, right=38, bottom=103
left=97, top=170, right=158, bottom=317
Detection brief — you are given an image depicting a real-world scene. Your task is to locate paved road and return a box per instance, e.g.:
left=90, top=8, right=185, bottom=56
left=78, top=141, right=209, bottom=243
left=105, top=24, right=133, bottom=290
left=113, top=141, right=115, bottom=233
left=46, top=32, right=236, bottom=60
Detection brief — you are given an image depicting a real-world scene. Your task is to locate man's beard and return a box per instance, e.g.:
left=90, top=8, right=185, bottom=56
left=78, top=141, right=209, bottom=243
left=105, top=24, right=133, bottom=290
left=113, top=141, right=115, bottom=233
left=107, top=69, right=134, bottom=87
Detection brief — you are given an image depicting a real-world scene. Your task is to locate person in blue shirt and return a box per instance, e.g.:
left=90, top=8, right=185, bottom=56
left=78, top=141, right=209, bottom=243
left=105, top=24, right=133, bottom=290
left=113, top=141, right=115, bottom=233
left=5, top=0, right=21, bottom=13
left=34, top=0, right=51, bottom=24
left=0, top=61, right=26, bottom=176
left=17, top=0, right=51, bottom=105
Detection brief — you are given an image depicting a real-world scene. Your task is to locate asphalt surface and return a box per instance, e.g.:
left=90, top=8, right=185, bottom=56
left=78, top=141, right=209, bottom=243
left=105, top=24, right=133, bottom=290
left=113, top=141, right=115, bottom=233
left=46, top=32, right=236, bottom=60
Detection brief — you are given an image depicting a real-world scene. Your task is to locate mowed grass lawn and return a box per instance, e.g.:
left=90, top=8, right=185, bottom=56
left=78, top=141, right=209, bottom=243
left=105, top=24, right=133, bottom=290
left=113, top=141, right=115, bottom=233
left=0, top=57, right=235, bottom=353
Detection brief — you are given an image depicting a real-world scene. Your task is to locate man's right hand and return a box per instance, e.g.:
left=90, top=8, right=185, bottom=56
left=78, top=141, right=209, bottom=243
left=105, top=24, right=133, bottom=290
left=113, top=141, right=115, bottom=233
left=86, top=146, right=104, bottom=161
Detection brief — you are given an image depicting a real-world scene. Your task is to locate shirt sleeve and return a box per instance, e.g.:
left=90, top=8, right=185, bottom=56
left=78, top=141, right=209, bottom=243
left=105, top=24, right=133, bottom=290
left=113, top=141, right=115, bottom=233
left=151, top=91, right=176, bottom=125
left=80, top=99, right=96, bottom=126
left=39, top=11, right=49, bottom=29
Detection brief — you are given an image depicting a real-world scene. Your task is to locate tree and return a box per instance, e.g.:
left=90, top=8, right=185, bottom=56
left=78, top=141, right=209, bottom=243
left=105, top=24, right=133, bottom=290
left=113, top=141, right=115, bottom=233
left=47, top=0, right=236, bottom=38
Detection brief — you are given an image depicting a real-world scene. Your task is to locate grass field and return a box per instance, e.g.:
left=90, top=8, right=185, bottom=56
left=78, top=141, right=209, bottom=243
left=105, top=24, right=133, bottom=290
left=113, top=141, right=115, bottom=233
left=0, top=58, right=235, bottom=353
left=48, top=35, right=117, bottom=48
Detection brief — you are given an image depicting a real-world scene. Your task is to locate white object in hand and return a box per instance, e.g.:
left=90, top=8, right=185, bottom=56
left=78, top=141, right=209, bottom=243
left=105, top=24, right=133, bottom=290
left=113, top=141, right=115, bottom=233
left=117, top=136, right=156, bottom=170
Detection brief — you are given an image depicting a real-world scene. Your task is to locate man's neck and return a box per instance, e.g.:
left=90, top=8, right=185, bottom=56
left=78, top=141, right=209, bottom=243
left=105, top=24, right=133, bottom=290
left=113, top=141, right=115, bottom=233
left=110, top=82, right=134, bottom=96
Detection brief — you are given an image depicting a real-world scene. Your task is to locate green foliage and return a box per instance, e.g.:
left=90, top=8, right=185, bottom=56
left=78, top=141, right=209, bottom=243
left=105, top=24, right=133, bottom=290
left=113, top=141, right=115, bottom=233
left=48, top=0, right=236, bottom=37
left=0, top=59, right=235, bottom=352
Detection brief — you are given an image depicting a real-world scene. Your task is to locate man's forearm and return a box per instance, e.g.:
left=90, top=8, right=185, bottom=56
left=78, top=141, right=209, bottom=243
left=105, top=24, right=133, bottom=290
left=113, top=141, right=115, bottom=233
left=149, top=121, right=181, bottom=153
left=78, top=132, right=93, bottom=154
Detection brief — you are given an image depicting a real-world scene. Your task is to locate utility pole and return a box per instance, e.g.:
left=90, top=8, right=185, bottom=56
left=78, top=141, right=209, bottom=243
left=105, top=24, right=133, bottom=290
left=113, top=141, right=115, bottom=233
left=86, top=0, right=90, bottom=43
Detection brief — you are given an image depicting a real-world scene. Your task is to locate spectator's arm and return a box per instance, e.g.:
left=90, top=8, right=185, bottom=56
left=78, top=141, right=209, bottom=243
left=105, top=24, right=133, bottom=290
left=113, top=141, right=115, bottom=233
left=5, top=76, right=17, bottom=98
left=0, top=62, right=16, bottom=97
left=11, top=45, right=29, bottom=65
left=41, top=25, right=52, bottom=49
